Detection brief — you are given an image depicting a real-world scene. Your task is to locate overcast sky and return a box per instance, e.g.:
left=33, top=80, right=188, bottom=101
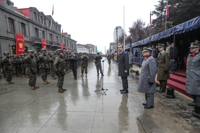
left=15, top=0, right=159, bottom=53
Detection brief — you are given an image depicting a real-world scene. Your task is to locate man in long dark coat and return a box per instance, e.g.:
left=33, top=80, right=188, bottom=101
left=137, top=47, right=157, bottom=109
left=94, top=53, right=103, bottom=76
left=118, top=45, right=129, bottom=94
left=186, top=42, right=200, bottom=107
left=157, top=43, right=170, bottom=93
left=68, top=51, right=78, bottom=80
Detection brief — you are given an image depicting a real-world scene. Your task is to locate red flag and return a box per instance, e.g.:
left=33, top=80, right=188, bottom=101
left=41, top=39, right=47, bottom=49
left=15, top=33, right=25, bottom=55
left=150, top=11, right=152, bottom=27
left=65, top=45, right=68, bottom=51
left=60, top=43, right=63, bottom=49
left=166, top=0, right=169, bottom=18
left=52, top=4, right=54, bottom=16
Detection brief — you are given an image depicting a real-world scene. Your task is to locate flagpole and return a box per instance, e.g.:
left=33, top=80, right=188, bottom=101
left=123, top=5, right=125, bottom=49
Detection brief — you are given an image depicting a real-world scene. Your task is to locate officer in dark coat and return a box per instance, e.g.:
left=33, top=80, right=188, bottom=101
left=118, top=45, right=129, bottom=94
left=94, top=53, right=103, bottom=76
left=157, top=43, right=170, bottom=93
left=107, top=54, right=111, bottom=65
left=186, top=42, right=200, bottom=107
left=49, top=53, right=57, bottom=80
left=137, top=47, right=157, bottom=109
left=24, top=50, right=39, bottom=90
left=81, top=53, right=89, bottom=77
left=54, top=49, right=66, bottom=93
left=2, top=51, right=14, bottom=85
left=68, top=51, right=78, bottom=80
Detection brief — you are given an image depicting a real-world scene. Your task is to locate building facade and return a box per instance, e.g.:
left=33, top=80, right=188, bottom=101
left=0, top=0, right=77, bottom=56
left=113, top=26, right=123, bottom=43
left=85, top=44, right=96, bottom=54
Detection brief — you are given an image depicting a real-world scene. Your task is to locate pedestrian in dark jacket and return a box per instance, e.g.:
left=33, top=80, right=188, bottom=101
left=135, top=50, right=138, bottom=57
left=68, top=51, right=78, bottom=80
left=118, top=45, right=129, bottom=94
left=81, top=53, right=89, bottom=77
left=94, top=53, right=103, bottom=76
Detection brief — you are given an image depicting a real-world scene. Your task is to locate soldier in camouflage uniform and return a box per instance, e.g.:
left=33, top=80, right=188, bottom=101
left=2, top=51, right=14, bottom=85
left=49, top=52, right=57, bottom=80
left=81, top=53, right=89, bottom=77
left=20, top=54, right=26, bottom=77
left=17, top=55, right=21, bottom=76
left=37, top=49, right=50, bottom=85
left=54, top=49, right=66, bottom=93
left=24, top=50, right=39, bottom=90
left=12, top=55, right=18, bottom=77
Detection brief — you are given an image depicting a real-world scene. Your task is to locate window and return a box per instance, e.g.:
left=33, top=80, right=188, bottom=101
left=8, top=18, right=15, bottom=33
left=37, top=48, right=40, bottom=53
left=34, top=12, right=37, bottom=21
left=49, top=21, right=51, bottom=27
left=41, top=16, right=43, bottom=24
left=24, top=47, right=28, bottom=53
left=59, top=37, right=61, bottom=43
left=35, top=28, right=39, bottom=38
left=12, top=45, right=16, bottom=55
left=56, top=36, right=58, bottom=43
left=42, top=31, right=45, bottom=39
left=49, top=34, right=52, bottom=41
left=64, top=39, right=66, bottom=45
left=66, top=40, right=68, bottom=46
left=21, top=23, right=26, bottom=36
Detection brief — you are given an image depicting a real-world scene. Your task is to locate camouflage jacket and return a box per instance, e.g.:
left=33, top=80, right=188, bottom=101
left=2, top=56, right=12, bottom=71
left=54, top=56, right=65, bottom=75
left=24, top=55, right=37, bottom=74
left=37, top=54, right=49, bottom=69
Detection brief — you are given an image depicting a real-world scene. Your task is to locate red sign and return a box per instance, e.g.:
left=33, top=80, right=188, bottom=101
left=60, top=43, right=63, bottom=49
left=15, top=33, right=25, bottom=55
left=65, top=45, right=68, bottom=51
left=41, top=38, right=47, bottom=49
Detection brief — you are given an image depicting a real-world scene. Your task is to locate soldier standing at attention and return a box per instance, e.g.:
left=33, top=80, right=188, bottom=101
left=157, top=43, right=170, bottom=93
left=68, top=51, right=78, bottom=80
left=49, top=53, right=57, bottom=80
left=54, top=49, right=66, bottom=93
left=137, top=47, right=157, bottom=109
left=24, top=50, right=39, bottom=90
left=186, top=42, right=200, bottom=107
left=81, top=53, right=89, bottom=77
left=94, top=52, right=104, bottom=76
left=2, top=52, right=14, bottom=85
left=20, top=54, right=26, bottom=77
left=107, top=54, right=111, bottom=65
left=37, top=49, right=50, bottom=85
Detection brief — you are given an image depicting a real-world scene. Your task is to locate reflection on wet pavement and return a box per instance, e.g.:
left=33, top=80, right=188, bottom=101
left=0, top=58, right=199, bottom=133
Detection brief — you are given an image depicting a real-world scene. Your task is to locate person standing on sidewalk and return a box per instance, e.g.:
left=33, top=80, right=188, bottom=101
left=94, top=53, right=103, bottom=76
left=157, top=43, right=170, bottom=93
left=68, top=51, right=78, bottom=80
left=118, top=45, right=129, bottom=94
left=81, top=53, right=89, bottom=77
left=186, top=42, right=200, bottom=107
left=137, top=47, right=157, bottom=109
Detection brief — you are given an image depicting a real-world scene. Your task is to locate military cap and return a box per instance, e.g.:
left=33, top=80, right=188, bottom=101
left=56, top=49, right=62, bottom=54
left=41, top=49, right=46, bottom=51
left=189, top=42, right=200, bottom=48
left=4, top=51, right=9, bottom=55
left=157, top=43, right=165, bottom=48
left=27, top=50, right=34, bottom=53
left=142, top=47, right=152, bottom=53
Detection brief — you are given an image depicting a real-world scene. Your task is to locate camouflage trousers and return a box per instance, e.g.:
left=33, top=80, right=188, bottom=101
left=21, top=67, right=25, bottom=75
left=57, top=75, right=64, bottom=88
left=13, top=65, right=17, bottom=75
left=28, top=73, right=37, bottom=87
left=81, top=67, right=87, bottom=74
left=5, top=70, right=12, bottom=81
left=51, top=68, right=56, bottom=77
left=40, top=69, right=47, bottom=81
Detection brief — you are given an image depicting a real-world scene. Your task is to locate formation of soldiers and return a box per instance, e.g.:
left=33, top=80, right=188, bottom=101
left=0, top=49, right=96, bottom=93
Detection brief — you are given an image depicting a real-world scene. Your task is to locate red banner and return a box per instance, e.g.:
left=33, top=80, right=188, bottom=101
left=60, top=43, right=63, bottom=49
left=15, top=33, right=25, bottom=55
left=65, top=45, right=68, bottom=51
left=41, top=38, right=47, bottom=49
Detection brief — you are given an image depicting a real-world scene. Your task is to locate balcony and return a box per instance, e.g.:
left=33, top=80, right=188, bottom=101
left=31, top=37, right=42, bottom=45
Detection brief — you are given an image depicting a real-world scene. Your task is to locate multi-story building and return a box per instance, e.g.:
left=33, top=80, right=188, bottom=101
left=85, top=44, right=96, bottom=54
left=113, top=26, right=123, bottom=43
left=0, top=0, right=77, bottom=56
